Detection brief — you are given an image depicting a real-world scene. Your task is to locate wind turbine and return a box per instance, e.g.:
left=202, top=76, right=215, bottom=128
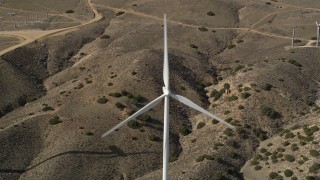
left=316, top=21, right=319, bottom=47
left=101, top=14, right=235, bottom=180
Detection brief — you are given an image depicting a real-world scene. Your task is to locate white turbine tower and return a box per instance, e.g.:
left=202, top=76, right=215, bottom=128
left=101, top=14, right=235, bottom=180
left=316, top=21, right=320, bottom=47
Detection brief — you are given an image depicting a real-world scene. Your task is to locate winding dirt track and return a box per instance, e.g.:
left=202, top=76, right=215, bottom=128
left=0, top=0, right=319, bottom=57
left=0, top=0, right=102, bottom=56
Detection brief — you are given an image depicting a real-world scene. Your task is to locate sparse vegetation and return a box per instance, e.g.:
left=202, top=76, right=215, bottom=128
left=148, top=134, right=160, bottom=141
left=116, top=11, right=125, bottom=16
left=198, top=26, right=208, bottom=32
left=101, top=35, right=111, bottom=39
left=228, top=44, right=236, bottom=49
left=288, top=59, right=303, bottom=67
left=179, top=126, right=191, bottom=136
left=42, top=105, right=54, bottom=111
left=49, top=116, right=62, bottom=125
left=127, top=120, right=140, bottom=129
left=65, top=9, right=75, bottom=13
left=240, top=92, right=251, bottom=99
left=97, top=96, right=108, bottom=104
left=227, top=95, right=238, bottom=102
left=238, top=105, right=244, bottom=109
left=309, top=149, right=319, bottom=157
left=197, top=122, right=206, bottom=129
left=261, top=106, right=281, bottom=119
left=207, top=11, right=215, bottom=16
left=261, top=83, right=273, bottom=91
left=223, top=128, right=234, bottom=137
left=115, top=102, right=125, bottom=110
left=284, top=154, right=295, bottom=162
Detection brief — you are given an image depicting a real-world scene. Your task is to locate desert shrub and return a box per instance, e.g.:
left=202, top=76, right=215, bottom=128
left=140, top=114, right=152, bottom=122
left=108, top=82, right=113, bottom=86
left=309, top=163, right=320, bottom=173
left=266, top=2, right=271, bottom=5
left=226, top=140, right=239, bottom=148
left=293, top=39, right=301, bottom=43
left=85, top=131, right=94, bottom=136
left=291, top=177, right=297, bottom=180
left=42, top=106, right=54, bottom=111
left=127, top=120, right=140, bottom=129
left=259, top=148, right=267, bottom=153
left=109, top=92, right=122, bottom=97
left=210, top=89, right=219, bottom=97
left=261, top=83, right=273, bottom=91
left=131, top=137, right=138, bottom=140
left=235, top=65, right=245, bottom=71
left=224, top=83, right=230, bottom=89
left=148, top=134, right=160, bottom=141
left=269, top=172, right=278, bottom=179
left=65, top=10, right=75, bottom=13
left=97, top=96, right=108, bottom=104
left=243, top=87, right=251, bottom=91
left=227, top=95, right=238, bottom=102
left=223, top=128, right=234, bottom=136
left=254, top=165, right=262, bottom=170
left=169, top=156, right=178, bottom=162
left=241, top=92, right=251, bottom=99
left=253, top=128, right=268, bottom=141
left=224, top=110, right=231, bottom=115
left=179, top=126, right=191, bottom=136
left=237, top=39, right=244, bottom=43
left=310, top=125, right=319, bottom=132
left=228, top=44, right=236, bottom=49
left=251, top=159, right=259, bottom=166
left=207, top=11, right=215, bottom=16
left=288, top=59, right=303, bottom=67
left=197, top=122, right=206, bottom=129
left=285, top=132, right=295, bottom=139
left=115, top=102, right=125, bottom=110
left=49, top=116, right=62, bottom=125
left=284, top=169, right=293, bottom=177
left=284, top=154, right=295, bottom=162
left=196, top=154, right=206, bottom=162
left=238, top=105, right=244, bottom=109
left=309, top=149, right=319, bottom=157
left=213, top=91, right=223, bottom=101
left=311, top=37, right=317, bottom=40
left=101, top=35, right=111, bottom=39
left=280, top=129, right=290, bottom=136
left=116, top=11, right=125, bottom=16
left=291, top=144, right=299, bottom=151
left=127, top=110, right=135, bottom=116
left=212, top=119, right=219, bottom=124
left=190, top=44, right=198, bottom=49
left=198, top=26, right=208, bottom=32
left=261, top=106, right=281, bottom=119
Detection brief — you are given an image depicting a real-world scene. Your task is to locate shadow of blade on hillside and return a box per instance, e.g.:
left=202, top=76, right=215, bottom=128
left=0, top=145, right=159, bottom=174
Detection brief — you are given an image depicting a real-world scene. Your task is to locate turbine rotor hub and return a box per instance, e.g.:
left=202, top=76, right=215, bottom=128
left=162, top=86, right=170, bottom=96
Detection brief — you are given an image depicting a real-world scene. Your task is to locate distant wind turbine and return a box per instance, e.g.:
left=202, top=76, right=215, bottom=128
left=101, top=14, right=235, bottom=180
left=316, top=22, right=319, bottom=47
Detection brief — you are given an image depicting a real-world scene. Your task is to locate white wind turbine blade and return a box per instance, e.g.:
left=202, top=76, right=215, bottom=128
left=101, top=94, right=166, bottom=137
left=163, top=14, right=169, bottom=90
left=316, top=21, right=319, bottom=26
left=170, top=94, right=235, bottom=129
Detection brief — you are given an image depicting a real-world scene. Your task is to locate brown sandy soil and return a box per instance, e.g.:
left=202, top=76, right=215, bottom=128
left=0, top=0, right=320, bottom=180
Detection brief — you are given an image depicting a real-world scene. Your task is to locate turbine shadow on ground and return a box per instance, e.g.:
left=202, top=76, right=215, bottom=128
left=0, top=145, right=160, bottom=174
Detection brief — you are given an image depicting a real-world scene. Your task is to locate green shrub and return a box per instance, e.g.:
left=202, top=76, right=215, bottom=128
left=284, top=169, right=293, bottom=177
left=179, top=126, right=191, bottom=136
left=190, top=44, right=198, bottom=49
left=261, top=83, right=273, bottom=91
left=254, top=165, right=262, bottom=170
left=210, top=89, right=219, bottom=97
left=207, top=11, right=215, bottom=16
left=269, top=172, right=278, bottom=179
left=169, top=156, right=178, bottom=162
left=224, top=83, right=230, bottom=89
left=261, top=106, right=281, bottom=119
left=227, top=95, right=238, bottom=102
left=285, top=132, right=295, bottom=139
left=42, top=106, right=54, bottom=111
left=116, top=11, right=125, bottom=16
left=226, top=140, right=239, bottom=148
left=65, top=10, right=75, bottom=13
left=224, top=110, right=231, bottom=115
left=108, top=82, right=113, bottom=86
left=97, top=96, right=108, bottom=104
left=243, top=87, right=251, bottom=91
left=291, top=177, right=298, bottom=180
left=109, top=92, right=122, bottom=97
left=288, top=59, right=303, bottom=67
left=140, top=114, right=152, bottom=122
left=291, top=144, right=299, bottom=151
left=228, top=44, right=236, bottom=49
left=198, top=26, right=208, bottom=32
left=283, top=141, right=290, bottom=146
left=223, top=128, right=234, bottom=136
left=284, top=154, right=295, bottom=162
left=259, top=148, right=267, bottom=153
left=309, top=149, right=319, bottom=157
left=49, top=116, right=62, bottom=125
left=241, top=92, right=251, bottom=99
left=115, top=102, right=125, bottom=110
left=85, top=131, right=94, bottom=136
left=127, top=120, right=140, bottom=129
left=197, top=122, right=206, bottom=129
left=309, top=163, right=320, bottom=173
left=127, top=109, right=135, bottom=116
left=238, top=105, right=244, bottom=109
left=212, top=119, right=219, bottom=124
left=101, top=35, right=111, bottom=39
left=148, top=134, right=160, bottom=141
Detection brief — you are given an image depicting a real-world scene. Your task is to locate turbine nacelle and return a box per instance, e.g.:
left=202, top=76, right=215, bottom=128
left=162, top=86, right=170, bottom=96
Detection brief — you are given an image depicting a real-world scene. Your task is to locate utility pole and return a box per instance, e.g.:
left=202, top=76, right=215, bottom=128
left=292, top=26, right=297, bottom=47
